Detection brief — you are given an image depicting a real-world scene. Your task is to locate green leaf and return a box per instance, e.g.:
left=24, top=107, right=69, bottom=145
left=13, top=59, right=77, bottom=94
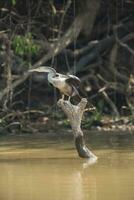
left=12, top=32, right=40, bottom=57
left=11, top=0, right=16, bottom=6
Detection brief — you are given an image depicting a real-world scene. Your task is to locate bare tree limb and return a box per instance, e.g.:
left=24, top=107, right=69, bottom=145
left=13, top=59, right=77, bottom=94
left=58, top=98, right=97, bottom=159
left=114, top=27, right=134, bottom=55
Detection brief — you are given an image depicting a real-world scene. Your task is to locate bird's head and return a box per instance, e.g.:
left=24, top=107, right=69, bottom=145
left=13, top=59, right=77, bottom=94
left=29, top=66, right=56, bottom=75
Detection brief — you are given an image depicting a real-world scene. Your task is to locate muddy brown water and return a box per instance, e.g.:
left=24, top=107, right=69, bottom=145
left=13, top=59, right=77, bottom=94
left=0, top=132, right=134, bottom=200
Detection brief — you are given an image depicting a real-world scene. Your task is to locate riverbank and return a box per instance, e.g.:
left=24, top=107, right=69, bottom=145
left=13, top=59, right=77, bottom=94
left=0, top=114, right=133, bottom=136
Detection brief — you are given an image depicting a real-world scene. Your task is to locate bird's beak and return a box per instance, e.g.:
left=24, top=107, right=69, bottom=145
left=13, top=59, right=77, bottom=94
left=28, top=69, right=35, bottom=72
left=28, top=67, right=44, bottom=73
left=28, top=66, right=56, bottom=74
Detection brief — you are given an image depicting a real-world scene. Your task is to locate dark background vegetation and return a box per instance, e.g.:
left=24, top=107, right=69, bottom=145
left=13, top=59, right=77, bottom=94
left=0, top=0, right=133, bottom=134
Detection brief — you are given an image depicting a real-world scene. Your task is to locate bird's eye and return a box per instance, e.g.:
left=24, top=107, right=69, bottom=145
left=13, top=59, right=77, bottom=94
left=55, top=74, right=59, bottom=77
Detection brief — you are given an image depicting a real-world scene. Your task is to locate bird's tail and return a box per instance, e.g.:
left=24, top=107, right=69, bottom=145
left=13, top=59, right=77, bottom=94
left=72, top=86, right=82, bottom=101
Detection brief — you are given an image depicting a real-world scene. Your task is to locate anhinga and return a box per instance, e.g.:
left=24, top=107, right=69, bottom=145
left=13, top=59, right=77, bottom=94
left=29, top=66, right=96, bottom=158
left=29, top=66, right=81, bottom=101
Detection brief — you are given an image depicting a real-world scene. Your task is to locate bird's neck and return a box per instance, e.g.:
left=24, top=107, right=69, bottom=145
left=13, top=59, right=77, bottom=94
left=48, top=72, right=55, bottom=84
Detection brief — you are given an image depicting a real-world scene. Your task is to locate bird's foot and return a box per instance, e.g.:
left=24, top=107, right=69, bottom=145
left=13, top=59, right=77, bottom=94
left=61, top=95, right=65, bottom=100
left=67, top=96, right=71, bottom=102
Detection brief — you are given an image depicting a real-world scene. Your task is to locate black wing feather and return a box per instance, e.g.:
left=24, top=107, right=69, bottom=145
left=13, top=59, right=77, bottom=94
left=65, top=75, right=81, bottom=87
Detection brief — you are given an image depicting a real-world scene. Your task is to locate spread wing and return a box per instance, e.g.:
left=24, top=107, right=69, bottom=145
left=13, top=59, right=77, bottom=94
left=65, top=75, right=81, bottom=87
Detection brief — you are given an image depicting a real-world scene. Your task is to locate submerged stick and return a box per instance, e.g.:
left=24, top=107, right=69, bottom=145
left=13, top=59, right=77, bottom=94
left=58, top=98, right=97, bottom=159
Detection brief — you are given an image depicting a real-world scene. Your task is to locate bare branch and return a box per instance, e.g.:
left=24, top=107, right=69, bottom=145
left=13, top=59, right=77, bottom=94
left=58, top=98, right=97, bottom=159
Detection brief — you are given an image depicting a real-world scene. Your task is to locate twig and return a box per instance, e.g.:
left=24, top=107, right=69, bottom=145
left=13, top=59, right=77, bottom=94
left=114, top=27, right=134, bottom=55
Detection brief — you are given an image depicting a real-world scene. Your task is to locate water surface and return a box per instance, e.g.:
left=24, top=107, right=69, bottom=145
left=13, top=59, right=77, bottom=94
left=0, top=133, right=133, bottom=200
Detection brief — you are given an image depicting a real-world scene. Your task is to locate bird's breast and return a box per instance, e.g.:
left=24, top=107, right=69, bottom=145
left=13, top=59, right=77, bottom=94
left=52, top=78, right=73, bottom=96
left=52, top=78, right=66, bottom=89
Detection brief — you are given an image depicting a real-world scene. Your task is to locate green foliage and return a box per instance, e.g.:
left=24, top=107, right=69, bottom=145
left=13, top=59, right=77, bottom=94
left=12, top=33, right=40, bottom=57
left=83, top=111, right=102, bottom=129
left=11, top=0, right=16, bottom=6
left=61, top=119, right=70, bottom=127
left=0, top=118, right=6, bottom=127
left=83, top=100, right=104, bottom=129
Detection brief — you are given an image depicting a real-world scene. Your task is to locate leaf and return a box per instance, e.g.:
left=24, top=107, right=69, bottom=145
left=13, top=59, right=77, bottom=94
left=11, top=0, right=16, bottom=6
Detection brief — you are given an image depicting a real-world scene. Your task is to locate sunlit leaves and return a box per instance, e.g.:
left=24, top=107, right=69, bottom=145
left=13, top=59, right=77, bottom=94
left=11, top=0, right=16, bottom=6
left=12, top=32, right=40, bottom=57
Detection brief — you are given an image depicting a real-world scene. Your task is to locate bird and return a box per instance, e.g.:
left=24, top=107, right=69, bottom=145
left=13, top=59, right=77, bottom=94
left=29, top=66, right=82, bottom=101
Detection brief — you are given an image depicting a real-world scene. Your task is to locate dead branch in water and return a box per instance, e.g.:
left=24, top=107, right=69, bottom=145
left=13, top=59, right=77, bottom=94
left=58, top=98, right=97, bottom=159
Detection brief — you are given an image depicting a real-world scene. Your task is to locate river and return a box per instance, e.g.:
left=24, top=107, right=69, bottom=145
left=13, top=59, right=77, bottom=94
left=0, top=132, right=133, bottom=200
